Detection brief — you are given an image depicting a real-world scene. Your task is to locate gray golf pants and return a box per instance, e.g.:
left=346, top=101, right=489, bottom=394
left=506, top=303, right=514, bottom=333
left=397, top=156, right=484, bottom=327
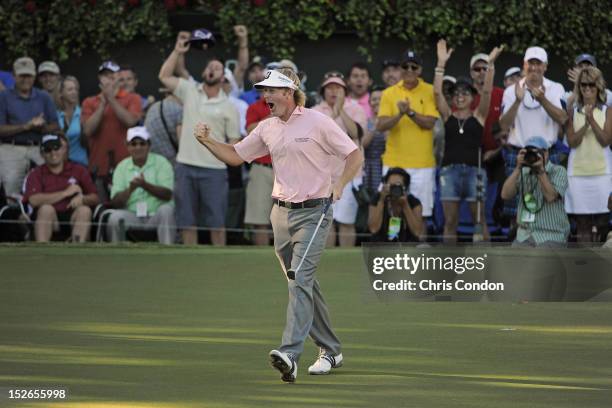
left=106, top=203, right=176, bottom=245
left=270, top=203, right=342, bottom=361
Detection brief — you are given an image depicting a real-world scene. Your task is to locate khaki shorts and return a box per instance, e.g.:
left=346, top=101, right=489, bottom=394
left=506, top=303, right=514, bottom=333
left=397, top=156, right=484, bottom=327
left=244, top=163, right=274, bottom=225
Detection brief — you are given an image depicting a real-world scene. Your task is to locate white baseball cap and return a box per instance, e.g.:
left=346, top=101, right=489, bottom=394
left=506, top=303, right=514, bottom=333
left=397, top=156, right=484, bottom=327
left=470, top=53, right=489, bottom=68
left=504, top=67, right=522, bottom=79
left=524, top=46, right=548, bottom=63
left=254, top=70, right=298, bottom=90
left=38, top=61, right=60, bottom=75
left=278, top=59, right=298, bottom=73
left=126, top=126, right=150, bottom=142
left=223, top=67, right=239, bottom=92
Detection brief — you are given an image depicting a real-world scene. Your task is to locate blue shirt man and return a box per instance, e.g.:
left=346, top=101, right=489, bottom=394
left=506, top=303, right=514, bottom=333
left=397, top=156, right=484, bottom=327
left=0, top=57, right=59, bottom=195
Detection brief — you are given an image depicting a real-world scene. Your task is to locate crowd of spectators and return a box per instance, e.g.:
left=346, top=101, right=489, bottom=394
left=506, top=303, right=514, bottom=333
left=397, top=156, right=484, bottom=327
left=1, top=26, right=611, bottom=247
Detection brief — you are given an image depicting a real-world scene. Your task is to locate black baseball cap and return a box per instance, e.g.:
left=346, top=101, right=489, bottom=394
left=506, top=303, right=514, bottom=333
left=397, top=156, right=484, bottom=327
left=98, top=61, right=120, bottom=73
left=574, top=53, right=597, bottom=67
left=401, top=50, right=422, bottom=66
left=451, top=76, right=477, bottom=95
left=189, top=28, right=216, bottom=49
left=382, top=59, right=400, bottom=69
left=41, top=134, right=61, bottom=150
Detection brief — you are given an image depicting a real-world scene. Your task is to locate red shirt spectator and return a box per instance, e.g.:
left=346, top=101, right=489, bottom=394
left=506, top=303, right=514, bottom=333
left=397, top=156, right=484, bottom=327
left=81, top=88, right=142, bottom=176
left=471, top=87, right=504, bottom=151
left=24, top=160, right=97, bottom=213
left=245, top=98, right=272, bottom=165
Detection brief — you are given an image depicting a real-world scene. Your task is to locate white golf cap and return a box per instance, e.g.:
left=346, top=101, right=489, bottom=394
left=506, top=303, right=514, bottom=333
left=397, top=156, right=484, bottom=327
left=504, top=66, right=521, bottom=78
left=38, top=61, right=60, bottom=75
left=223, top=67, right=239, bottom=92
left=278, top=59, right=298, bottom=73
left=442, top=75, right=456, bottom=84
left=126, top=126, right=150, bottom=142
left=254, top=70, right=298, bottom=90
left=524, top=46, right=548, bottom=63
left=470, top=53, right=489, bottom=68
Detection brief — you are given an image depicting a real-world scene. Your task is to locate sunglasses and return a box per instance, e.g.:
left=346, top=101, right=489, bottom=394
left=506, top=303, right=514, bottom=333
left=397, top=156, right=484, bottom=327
left=453, top=90, right=472, bottom=97
left=42, top=144, right=61, bottom=153
left=471, top=66, right=488, bottom=73
left=580, top=82, right=597, bottom=89
left=401, top=63, right=420, bottom=71
left=323, top=71, right=344, bottom=80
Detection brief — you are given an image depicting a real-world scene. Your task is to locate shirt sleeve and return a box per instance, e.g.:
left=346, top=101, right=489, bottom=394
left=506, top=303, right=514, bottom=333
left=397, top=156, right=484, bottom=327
left=80, top=97, right=95, bottom=125
left=173, top=78, right=190, bottom=103
left=23, top=168, right=42, bottom=203
left=234, top=122, right=269, bottom=163
left=77, top=165, right=97, bottom=195
left=42, top=92, right=58, bottom=125
left=110, top=160, right=129, bottom=199
left=225, top=103, right=241, bottom=141
left=550, top=165, right=568, bottom=197
left=171, top=103, right=182, bottom=126
left=377, top=89, right=396, bottom=118
left=423, top=87, right=440, bottom=118
left=501, top=86, right=516, bottom=114
left=127, top=93, right=143, bottom=121
left=550, top=83, right=565, bottom=109
left=320, top=115, right=358, bottom=159
left=156, top=156, right=174, bottom=191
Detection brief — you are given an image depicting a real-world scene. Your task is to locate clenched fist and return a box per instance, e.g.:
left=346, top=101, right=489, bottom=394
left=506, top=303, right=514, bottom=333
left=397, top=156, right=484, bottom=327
left=195, top=122, right=212, bottom=146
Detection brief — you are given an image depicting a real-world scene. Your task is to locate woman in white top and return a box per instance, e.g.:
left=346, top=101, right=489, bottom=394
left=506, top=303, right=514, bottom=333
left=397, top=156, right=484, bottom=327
left=565, top=66, right=612, bottom=242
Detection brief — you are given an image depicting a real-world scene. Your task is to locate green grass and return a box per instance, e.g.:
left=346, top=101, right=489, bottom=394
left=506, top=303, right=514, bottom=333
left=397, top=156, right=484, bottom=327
left=1, top=245, right=611, bottom=408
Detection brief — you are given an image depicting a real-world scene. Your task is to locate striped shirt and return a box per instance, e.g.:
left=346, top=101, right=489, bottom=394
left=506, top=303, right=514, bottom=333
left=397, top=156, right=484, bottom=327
left=515, top=161, right=570, bottom=245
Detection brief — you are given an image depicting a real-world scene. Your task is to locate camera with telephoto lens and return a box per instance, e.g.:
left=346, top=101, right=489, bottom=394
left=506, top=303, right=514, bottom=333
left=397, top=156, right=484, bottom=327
left=389, top=183, right=406, bottom=199
left=522, top=146, right=542, bottom=167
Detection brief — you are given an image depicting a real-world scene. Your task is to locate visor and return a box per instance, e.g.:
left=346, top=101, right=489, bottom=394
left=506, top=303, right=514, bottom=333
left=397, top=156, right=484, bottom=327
left=254, top=70, right=297, bottom=90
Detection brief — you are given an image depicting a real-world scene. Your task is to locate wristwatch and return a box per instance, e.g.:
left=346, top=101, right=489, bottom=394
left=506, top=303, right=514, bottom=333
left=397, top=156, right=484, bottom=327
left=407, top=110, right=416, bottom=118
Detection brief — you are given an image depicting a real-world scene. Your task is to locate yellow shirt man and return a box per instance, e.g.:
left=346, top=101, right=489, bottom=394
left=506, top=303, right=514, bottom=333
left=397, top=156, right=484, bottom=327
left=378, top=79, right=439, bottom=168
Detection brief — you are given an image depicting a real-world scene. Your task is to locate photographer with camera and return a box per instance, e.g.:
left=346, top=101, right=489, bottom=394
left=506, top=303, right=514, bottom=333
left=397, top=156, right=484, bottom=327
left=498, top=46, right=567, bottom=227
left=368, top=167, right=424, bottom=242
left=501, top=136, right=570, bottom=247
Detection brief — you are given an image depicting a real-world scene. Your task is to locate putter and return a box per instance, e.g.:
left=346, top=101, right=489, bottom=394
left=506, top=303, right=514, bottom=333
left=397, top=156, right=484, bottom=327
left=286, top=201, right=332, bottom=280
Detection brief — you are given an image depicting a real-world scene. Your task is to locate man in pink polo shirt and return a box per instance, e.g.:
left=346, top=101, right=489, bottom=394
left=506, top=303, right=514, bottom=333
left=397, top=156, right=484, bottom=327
left=194, top=68, right=363, bottom=383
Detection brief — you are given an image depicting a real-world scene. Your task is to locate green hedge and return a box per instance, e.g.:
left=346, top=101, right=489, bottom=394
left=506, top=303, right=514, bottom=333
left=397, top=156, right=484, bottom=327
left=1, top=0, right=610, bottom=65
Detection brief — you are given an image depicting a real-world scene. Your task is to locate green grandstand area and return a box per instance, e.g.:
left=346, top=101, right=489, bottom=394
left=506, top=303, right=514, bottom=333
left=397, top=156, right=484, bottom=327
left=1, top=245, right=611, bottom=407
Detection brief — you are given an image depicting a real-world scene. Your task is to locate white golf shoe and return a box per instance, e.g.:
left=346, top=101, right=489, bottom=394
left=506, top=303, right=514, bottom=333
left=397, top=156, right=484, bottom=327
left=269, top=350, right=297, bottom=383
left=308, top=350, right=343, bottom=375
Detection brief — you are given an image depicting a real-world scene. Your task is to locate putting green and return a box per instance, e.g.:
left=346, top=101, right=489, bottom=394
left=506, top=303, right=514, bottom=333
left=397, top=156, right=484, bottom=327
left=1, top=245, right=611, bottom=407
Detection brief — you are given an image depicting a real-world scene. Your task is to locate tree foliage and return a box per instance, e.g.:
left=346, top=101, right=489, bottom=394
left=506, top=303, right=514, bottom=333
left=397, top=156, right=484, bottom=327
left=1, top=0, right=610, bottom=65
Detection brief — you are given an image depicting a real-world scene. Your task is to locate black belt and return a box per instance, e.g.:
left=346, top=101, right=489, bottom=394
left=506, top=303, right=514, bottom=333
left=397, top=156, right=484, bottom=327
left=273, top=197, right=330, bottom=209
left=254, top=162, right=273, bottom=168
